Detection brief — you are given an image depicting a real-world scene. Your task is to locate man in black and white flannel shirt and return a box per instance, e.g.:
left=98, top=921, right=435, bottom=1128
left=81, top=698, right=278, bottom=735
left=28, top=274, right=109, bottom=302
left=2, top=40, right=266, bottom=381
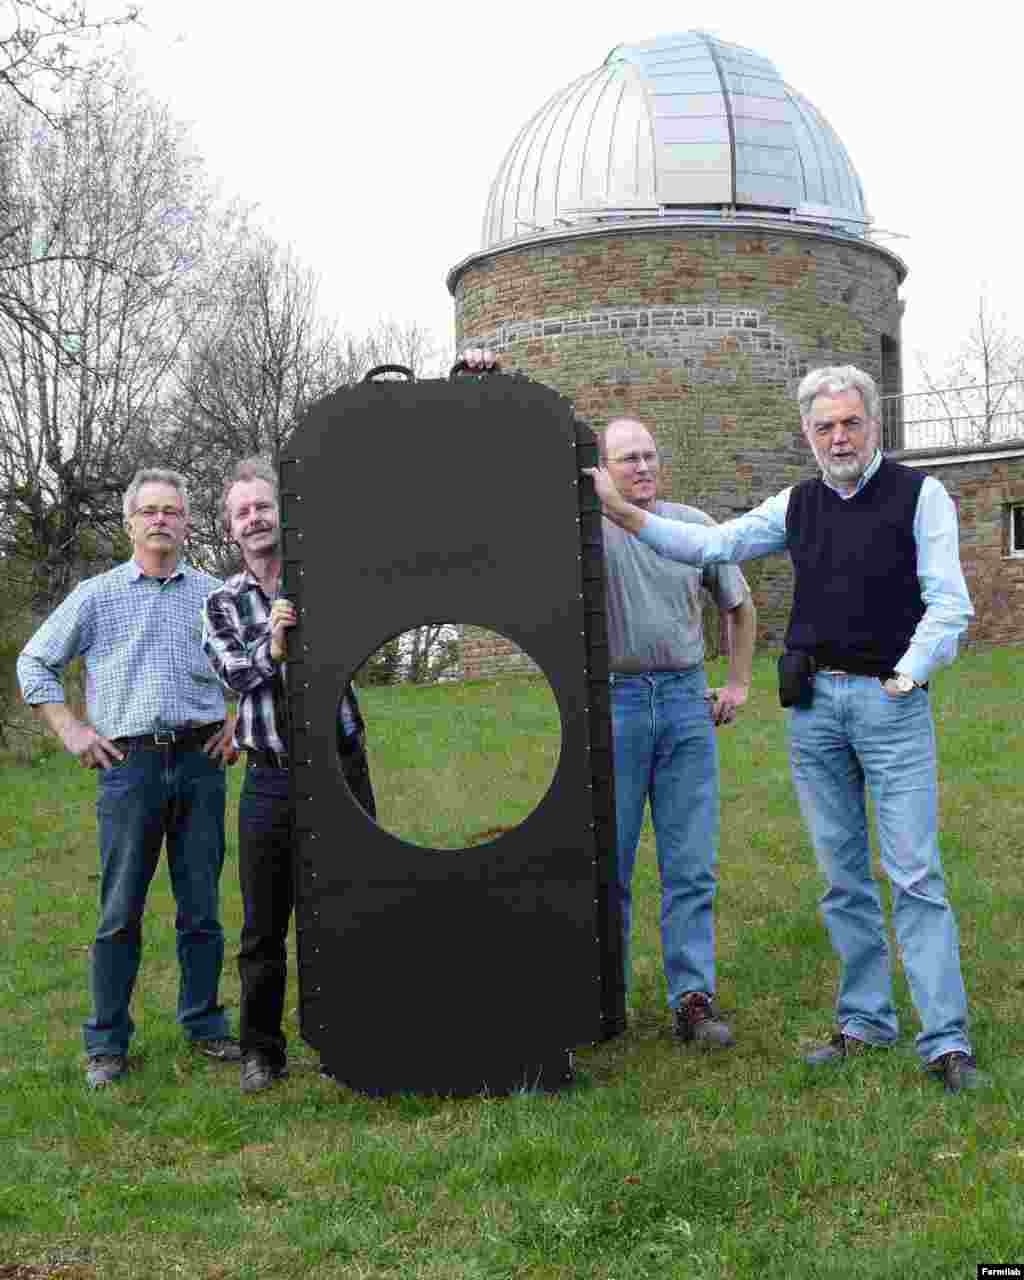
left=203, top=456, right=375, bottom=1094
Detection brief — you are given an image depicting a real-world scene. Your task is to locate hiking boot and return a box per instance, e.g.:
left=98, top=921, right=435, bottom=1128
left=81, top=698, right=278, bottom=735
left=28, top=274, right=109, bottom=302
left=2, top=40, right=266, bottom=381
left=194, top=1037, right=242, bottom=1062
left=86, top=1054, right=127, bottom=1089
left=240, top=1052, right=288, bottom=1095
left=674, top=992, right=735, bottom=1048
left=803, top=1032, right=880, bottom=1066
left=927, top=1051, right=990, bottom=1094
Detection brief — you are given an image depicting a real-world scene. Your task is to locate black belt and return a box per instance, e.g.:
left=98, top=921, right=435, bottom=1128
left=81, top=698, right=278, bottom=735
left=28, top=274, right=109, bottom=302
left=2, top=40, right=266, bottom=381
left=114, top=722, right=223, bottom=752
left=246, top=747, right=288, bottom=769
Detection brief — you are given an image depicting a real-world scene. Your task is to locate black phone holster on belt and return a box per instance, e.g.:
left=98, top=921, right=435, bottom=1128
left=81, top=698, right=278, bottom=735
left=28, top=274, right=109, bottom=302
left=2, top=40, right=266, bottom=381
left=778, top=652, right=816, bottom=708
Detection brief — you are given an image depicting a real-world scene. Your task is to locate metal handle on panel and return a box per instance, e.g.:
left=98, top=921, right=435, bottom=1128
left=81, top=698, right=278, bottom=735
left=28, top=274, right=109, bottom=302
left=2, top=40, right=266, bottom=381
left=362, top=364, right=415, bottom=383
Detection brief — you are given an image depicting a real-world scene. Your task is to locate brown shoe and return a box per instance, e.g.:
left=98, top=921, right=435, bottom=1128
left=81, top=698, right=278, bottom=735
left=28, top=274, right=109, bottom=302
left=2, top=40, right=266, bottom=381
left=674, top=992, right=735, bottom=1048
left=927, top=1051, right=990, bottom=1094
left=803, top=1032, right=880, bottom=1066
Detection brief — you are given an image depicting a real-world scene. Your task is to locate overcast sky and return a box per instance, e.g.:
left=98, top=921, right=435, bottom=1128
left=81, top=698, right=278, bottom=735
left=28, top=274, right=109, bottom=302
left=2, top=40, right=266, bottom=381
left=99, top=0, right=1023, bottom=394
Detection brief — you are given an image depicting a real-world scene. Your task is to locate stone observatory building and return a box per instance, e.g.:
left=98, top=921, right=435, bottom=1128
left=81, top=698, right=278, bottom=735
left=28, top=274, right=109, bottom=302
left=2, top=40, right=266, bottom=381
left=448, top=30, right=908, bottom=649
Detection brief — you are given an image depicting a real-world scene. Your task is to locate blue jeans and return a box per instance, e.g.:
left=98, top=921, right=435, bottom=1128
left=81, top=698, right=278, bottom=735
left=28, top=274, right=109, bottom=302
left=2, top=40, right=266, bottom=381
left=611, top=668, right=719, bottom=1007
left=86, top=747, right=230, bottom=1056
left=788, top=674, right=971, bottom=1064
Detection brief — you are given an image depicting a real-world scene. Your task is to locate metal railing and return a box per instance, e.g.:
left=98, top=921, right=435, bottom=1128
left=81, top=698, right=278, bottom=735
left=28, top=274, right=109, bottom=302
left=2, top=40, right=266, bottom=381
left=881, top=380, right=1024, bottom=452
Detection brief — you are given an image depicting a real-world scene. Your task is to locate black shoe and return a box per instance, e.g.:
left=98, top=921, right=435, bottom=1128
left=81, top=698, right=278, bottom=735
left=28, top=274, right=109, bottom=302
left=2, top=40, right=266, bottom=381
left=240, top=1052, right=288, bottom=1095
left=86, top=1054, right=127, bottom=1089
left=194, top=1036, right=242, bottom=1062
left=927, top=1051, right=989, bottom=1094
left=803, top=1032, right=880, bottom=1066
left=674, top=992, right=735, bottom=1048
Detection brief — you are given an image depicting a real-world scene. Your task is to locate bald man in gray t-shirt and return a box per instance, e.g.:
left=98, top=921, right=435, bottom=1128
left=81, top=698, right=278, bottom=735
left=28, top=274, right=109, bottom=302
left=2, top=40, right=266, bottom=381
left=601, top=417, right=756, bottom=1050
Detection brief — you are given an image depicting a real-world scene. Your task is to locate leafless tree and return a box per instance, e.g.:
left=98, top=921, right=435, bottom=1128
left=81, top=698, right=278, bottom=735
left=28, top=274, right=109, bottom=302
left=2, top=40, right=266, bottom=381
left=166, top=263, right=446, bottom=571
left=405, top=622, right=460, bottom=683
left=353, top=316, right=445, bottom=381
left=0, top=77, right=221, bottom=606
left=0, top=4, right=144, bottom=369
left=912, top=297, right=1024, bottom=448
left=0, top=1, right=140, bottom=123
left=173, top=234, right=348, bottom=460
left=356, top=624, right=460, bottom=686
left=164, top=233, right=359, bottom=568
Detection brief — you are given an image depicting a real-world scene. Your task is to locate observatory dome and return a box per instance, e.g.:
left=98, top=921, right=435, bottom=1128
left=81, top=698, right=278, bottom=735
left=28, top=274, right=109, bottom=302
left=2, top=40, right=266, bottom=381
left=482, top=30, right=868, bottom=249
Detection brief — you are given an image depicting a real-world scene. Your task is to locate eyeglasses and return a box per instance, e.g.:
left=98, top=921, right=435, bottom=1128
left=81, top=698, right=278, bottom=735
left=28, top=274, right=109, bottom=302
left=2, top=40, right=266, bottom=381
left=608, top=451, right=659, bottom=469
left=132, top=506, right=186, bottom=521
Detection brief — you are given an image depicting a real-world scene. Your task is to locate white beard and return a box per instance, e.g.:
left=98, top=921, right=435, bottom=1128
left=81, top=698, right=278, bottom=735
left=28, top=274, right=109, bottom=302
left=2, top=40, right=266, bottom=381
left=823, top=457, right=864, bottom=482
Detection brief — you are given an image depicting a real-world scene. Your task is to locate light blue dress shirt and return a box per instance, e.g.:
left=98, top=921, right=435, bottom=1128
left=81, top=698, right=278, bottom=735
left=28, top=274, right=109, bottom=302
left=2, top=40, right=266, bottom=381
left=18, top=558, right=226, bottom=739
left=634, top=451, right=974, bottom=684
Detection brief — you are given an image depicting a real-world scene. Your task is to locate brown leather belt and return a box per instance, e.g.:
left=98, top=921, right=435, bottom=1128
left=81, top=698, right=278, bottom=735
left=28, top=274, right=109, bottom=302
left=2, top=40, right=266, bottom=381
left=114, top=722, right=223, bottom=752
left=820, top=669, right=928, bottom=690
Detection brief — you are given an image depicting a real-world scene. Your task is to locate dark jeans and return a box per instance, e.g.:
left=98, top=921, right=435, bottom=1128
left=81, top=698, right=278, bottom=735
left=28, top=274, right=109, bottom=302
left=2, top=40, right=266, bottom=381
left=88, top=746, right=229, bottom=1056
left=238, top=746, right=375, bottom=1067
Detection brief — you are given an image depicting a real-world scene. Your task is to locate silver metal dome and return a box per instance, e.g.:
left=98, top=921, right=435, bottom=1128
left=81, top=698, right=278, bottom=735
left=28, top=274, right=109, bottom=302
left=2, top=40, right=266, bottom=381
left=482, top=31, right=869, bottom=248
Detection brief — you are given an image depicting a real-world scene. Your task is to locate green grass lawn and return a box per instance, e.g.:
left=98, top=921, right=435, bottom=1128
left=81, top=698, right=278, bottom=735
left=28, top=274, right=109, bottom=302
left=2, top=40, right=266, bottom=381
left=1, top=649, right=1022, bottom=1279
left=356, top=677, right=562, bottom=849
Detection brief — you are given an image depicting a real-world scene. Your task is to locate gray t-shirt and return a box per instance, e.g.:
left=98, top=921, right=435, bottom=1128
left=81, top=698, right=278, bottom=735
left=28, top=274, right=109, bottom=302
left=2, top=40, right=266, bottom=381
left=603, top=501, right=749, bottom=673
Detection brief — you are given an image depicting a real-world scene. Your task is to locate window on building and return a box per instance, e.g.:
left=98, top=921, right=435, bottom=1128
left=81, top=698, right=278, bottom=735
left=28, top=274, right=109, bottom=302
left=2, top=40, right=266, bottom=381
left=880, top=334, right=902, bottom=451
left=1010, top=503, right=1024, bottom=557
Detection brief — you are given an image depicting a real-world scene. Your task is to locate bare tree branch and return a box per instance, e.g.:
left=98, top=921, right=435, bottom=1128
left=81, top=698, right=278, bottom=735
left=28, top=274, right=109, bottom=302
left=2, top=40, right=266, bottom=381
left=911, top=296, right=1024, bottom=448
left=0, top=76, right=223, bottom=605
left=0, top=1, right=141, bottom=126
left=163, top=250, right=443, bottom=573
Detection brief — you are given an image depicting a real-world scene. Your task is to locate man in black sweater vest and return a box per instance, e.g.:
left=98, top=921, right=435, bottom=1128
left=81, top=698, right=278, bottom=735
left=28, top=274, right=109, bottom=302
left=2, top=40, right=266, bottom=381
left=585, top=366, right=985, bottom=1094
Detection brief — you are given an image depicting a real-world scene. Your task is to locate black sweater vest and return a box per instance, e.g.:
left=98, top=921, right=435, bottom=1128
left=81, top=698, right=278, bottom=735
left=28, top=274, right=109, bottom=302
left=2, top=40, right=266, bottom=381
left=784, top=459, right=925, bottom=676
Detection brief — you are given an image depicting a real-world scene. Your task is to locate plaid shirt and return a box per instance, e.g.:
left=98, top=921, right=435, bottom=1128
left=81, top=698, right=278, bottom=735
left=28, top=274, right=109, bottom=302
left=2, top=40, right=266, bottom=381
left=17, top=559, right=226, bottom=740
left=202, top=570, right=362, bottom=758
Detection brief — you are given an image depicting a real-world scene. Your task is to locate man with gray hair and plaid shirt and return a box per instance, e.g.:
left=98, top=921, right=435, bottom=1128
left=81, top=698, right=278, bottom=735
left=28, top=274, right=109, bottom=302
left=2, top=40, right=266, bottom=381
left=17, top=468, right=241, bottom=1089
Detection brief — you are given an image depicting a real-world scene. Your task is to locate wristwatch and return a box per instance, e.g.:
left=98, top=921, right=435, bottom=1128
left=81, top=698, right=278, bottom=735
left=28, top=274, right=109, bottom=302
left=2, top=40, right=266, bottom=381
left=888, top=673, right=916, bottom=694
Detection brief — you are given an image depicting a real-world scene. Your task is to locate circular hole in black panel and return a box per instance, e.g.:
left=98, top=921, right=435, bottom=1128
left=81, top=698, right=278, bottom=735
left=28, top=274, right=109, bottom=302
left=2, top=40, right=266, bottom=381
left=341, top=624, right=563, bottom=850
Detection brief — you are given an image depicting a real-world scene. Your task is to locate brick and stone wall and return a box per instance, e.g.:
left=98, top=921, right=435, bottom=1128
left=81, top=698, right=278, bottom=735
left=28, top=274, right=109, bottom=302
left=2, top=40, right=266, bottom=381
left=451, top=223, right=906, bottom=651
left=460, top=625, right=538, bottom=681
left=896, top=447, right=1024, bottom=649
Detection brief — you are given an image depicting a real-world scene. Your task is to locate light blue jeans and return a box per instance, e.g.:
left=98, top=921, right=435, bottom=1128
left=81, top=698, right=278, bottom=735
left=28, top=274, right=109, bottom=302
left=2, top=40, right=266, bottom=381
left=788, top=674, right=971, bottom=1064
left=611, top=668, right=719, bottom=1008
left=87, top=747, right=230, bottom=1057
